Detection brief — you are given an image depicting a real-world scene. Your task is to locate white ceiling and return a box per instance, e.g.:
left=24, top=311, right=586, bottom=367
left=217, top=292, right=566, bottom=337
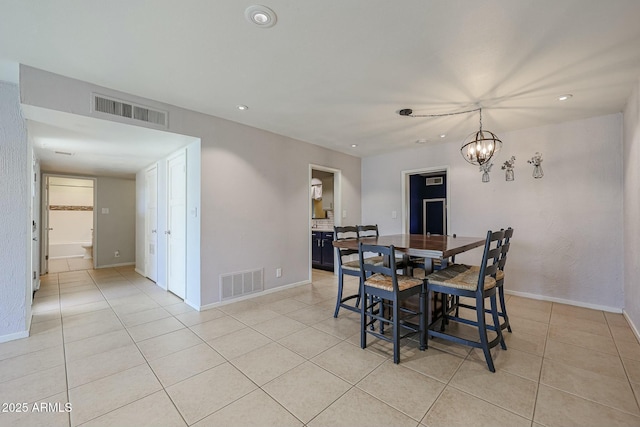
left=2, top=0, right=640, bottom=172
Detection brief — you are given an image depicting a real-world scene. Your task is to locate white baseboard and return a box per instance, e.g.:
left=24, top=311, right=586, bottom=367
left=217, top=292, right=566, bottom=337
left=198, top=279, right=312, bottom=312
left=134, top=268, right=146, bottom=276
left=623, top=311, right=640, bottom=342
left=0, top=329, right=29, bottom=343
left=504, top=289, right=623, bottom=313
left=96, top=261, right=135, bottom=269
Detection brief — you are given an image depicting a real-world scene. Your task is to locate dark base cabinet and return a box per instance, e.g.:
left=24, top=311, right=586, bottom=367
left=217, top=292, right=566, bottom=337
left=312, top=231, right=334, bottom=271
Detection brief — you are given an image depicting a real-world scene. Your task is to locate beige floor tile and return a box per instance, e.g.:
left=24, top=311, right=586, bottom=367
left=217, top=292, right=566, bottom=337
left=312, top=341, right=386, bottom=384
left=109, top=295, right=160, bottom=316
left=217, top=299, right=259, bottom=316
left=617, top=338, right=640, bottom=361
left=508, top=296, right=552, bottom=313
left=59, top=289, right=105, bottom=309
left=149, top=343, right=225, bottom=387
left=423, top=387, right=530, bottom=427
left=63, top=314, right=124, bottom=343
left=605, top=312, right=630, bottom=327
left=61, top=300, right=111, bottom=318
left=623, top=358, right=640, bottom=384
left=79, top=390, right=186, bottom=427
left=69, top=364, right=161, bottom=426
left=31, top=295, right=61, bottom=314
left=611, top=324, right=640, bottom=344
left=31, top=309, right=61, bottom=324
left=548, top=323, right=618, bottom=355
left=231, top=342, right=305, bottom=386
left=552, top=303, right=606, bottom=323
left=126, top=316, right=185, bottom=342
left=0, top=365, right=67, bottom=404
left=193, top=389, right=302, bottom=427
left=263, top=297, right=310, bottom=314
left=0, top=345, right=64, bottom=383
left=542, top=358, right=639, bottom=415
left=550, top=312, right=612, bottom=338
left=67, top=343, right=146, bottom=388
left=174, top=308, right=225, bottom=326
left=285, top=305, right=334, bottom=326
left=0, top=392, right=70, bottom=427
left=251, top=315, right=307, bottom=340
left=136, top=328, right=203, bottom=361
left=400, top=346, right=465, bottom=383
left=0, top=326, right=62, bottom=361
left=207, top=327, right=272, bottom=360
left=30, top=318, right=63, bottom=335
left=502, top=330, right=546, bottom=356
left=166, top=362, right=257, bottom=425
left=307, top=387, right=417, bottom=427
left=506, top=316, right=549, bottom=337
left=64, top=329, right=133, bottom=362
left=449, top=360, right=537, bottom=419
left=544, top=339, right=627, bottom=379
left=508, top=305, right=551, bottom=324
left=189, top=315, right=246, bottom=341
left=118, top=306, right=172, bottom=327
left=313, top=315, right=361, bottom=339
left=230, top=307, right=281, bottom=326
left=163, top=302, right=196, bottom=315
left=357, top=360, right=445, bottom=421
left=425, top=335, right=473, bottom=358
left=534, top=384, right=640, bottom=427
left=278, top=327, right=342, bottom=359
left=468, top=346, right=543, bottom=381
left=263, top=361, right=351, bottom=423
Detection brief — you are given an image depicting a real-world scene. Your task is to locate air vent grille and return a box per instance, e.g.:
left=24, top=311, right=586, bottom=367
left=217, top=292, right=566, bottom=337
left=93, top=94, right=167, bottom=127
left=220, top=268, right=264, bottom=301
left=426, top=177, right=443, bottom=186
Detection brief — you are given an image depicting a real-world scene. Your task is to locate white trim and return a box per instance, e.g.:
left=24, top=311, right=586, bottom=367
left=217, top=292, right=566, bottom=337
left=505, top=289, right=622, bottom=313
left=97, top=261, right=135, bottom=269
left=623, top=311, right=640, bottom=342
left=0, top=329, right=29, bottom=343
left=134, top=267, right=146, bottom=276
left=197, top=279, right=311, bottom=312
left=401, top=166, right=450, bottom=235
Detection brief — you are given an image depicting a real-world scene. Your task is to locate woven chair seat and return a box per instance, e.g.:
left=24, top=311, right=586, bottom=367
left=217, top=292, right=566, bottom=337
left=463, top=265, right=504, bottom=281
left=364, top=273, right=424, bottom=292
left=427, top=264, right=496, bottom=291
left=342, top=256, right=384, bottom=271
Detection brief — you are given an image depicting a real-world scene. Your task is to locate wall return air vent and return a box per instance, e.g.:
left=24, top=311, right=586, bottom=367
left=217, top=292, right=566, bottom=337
left=426, top=177, right=443, bottom=186
left=93, top=94, right=168, bottom=127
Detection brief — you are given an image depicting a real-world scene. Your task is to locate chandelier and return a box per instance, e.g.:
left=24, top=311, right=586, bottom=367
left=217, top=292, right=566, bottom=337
left=398, top=107, right=502, bottom=166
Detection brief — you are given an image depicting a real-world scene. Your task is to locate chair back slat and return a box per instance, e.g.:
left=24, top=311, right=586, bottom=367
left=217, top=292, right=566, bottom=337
left=358, top=243, right=399, bottom=292
left=357, top=224, right=379, bottom=239
left=334, top=226, right=360, bottom=263
left=475, top=229, right=506, bottom=292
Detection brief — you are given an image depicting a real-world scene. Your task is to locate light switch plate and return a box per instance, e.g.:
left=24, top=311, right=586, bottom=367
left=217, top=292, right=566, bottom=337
left=101, top=208, right=109, bottom=214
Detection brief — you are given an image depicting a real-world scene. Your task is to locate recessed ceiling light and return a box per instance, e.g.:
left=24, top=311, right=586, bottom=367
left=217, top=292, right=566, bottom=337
left=415, top=139, right=429, bottom=144
left=351, top=144, right=358, bottom=148
left=440, top=134, right=446, bottom=138
left=236, top=105, right=248, bottom=110
left=245, top=5, right=277, bottom=28
left=558, top=94, right=573, bottom=101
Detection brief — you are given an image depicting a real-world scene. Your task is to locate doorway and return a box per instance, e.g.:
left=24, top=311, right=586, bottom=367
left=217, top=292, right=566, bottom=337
left=43, top=175, right=96, bottom=273
left=402, top=167, right=449, bottom=235
left=309, top=165, right=341, bottom=276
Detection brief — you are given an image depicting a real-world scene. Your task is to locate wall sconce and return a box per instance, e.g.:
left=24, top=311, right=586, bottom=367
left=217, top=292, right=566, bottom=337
left=528, top=152, right=544, bottom=179
left=502, top=156, right=516, bottom=181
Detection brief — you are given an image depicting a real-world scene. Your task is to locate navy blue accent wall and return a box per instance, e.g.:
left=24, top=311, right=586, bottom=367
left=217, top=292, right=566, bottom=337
left=409, top=174, right=447, bottom=234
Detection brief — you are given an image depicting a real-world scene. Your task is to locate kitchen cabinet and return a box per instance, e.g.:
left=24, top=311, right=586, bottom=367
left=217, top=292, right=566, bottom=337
left=312, top=231, right=334, bottom=271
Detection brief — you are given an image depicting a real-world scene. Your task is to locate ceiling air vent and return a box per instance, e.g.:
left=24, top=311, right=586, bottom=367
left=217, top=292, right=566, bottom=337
left=93, top=94, right=168, bottom=128
left=426, top=177, right=443, bottom=186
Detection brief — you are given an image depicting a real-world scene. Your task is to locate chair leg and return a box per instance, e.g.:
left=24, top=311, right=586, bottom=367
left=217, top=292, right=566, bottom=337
left=333, top=274, right=345, bottom=318
left=360, top=287, right=367, bottom=350
left=476, top=297, right=495, bottom=373
left=498, top=284, right=512, bottom=333
left=419, top=290, right=427, bottom=351
left=392, top=299, right=400, bottom=364
left=491, top=294, right=507, bottom=350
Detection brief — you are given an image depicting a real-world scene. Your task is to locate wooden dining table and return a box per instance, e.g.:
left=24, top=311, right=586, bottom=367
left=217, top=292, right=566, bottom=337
left=332, top=233, right=485, bottom=268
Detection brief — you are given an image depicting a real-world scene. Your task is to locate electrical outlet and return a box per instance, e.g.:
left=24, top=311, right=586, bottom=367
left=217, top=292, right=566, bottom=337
left=114, top=250, right=120, bottom=258
left=276, top=268, right=282, bottom=278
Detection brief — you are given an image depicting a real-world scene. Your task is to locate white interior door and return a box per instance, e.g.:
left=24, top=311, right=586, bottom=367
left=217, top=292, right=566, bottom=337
left=31, top=154, right=40, bottom=296
left=41, top=175, right=50, bottom=274
left=145, top=166, right=158, bottom=282
left=166, top=152, right=186, bottom=299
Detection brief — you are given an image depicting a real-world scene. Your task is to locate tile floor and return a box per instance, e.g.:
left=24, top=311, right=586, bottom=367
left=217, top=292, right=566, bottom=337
left=1, top=267, right=639, bottom=426
left=48, top=258, right=94, bottom=273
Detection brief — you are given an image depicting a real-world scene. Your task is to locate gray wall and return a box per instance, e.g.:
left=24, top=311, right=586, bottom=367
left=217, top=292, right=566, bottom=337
left=19, top=66, right=362, bottom=308
left=362, top=113, right=624, bottom=312
left=0, top=81, right=30, bottom=340
left=623, top=77, right=640, bottom=333
left=95, top=176, right=136, bottom=268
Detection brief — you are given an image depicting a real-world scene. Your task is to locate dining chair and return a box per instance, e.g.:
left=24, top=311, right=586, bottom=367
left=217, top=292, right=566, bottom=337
left=359, top=242, right=427, bottom=364
left=453, top=228, right=514, bottom=333
left=357, top=224, right=411, bottom=274
left=425, top=229, right=506, bottom=372
left=332, top=226, right=383, bottom=318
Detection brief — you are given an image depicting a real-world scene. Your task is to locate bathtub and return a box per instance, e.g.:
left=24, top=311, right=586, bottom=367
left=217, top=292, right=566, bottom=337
left=49, top=242, right=91, bottom=259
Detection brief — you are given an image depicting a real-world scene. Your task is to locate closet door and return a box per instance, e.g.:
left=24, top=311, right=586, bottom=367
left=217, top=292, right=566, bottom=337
left=145, top=166, right=158, bottom=282
left=166, top=151, right=186, bottom=299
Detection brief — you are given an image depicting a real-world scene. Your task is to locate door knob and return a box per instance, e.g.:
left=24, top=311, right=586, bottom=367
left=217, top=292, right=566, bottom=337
left=33, top=237, right=38, bottom=241
left=152, top=229, right=157, bottom=233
